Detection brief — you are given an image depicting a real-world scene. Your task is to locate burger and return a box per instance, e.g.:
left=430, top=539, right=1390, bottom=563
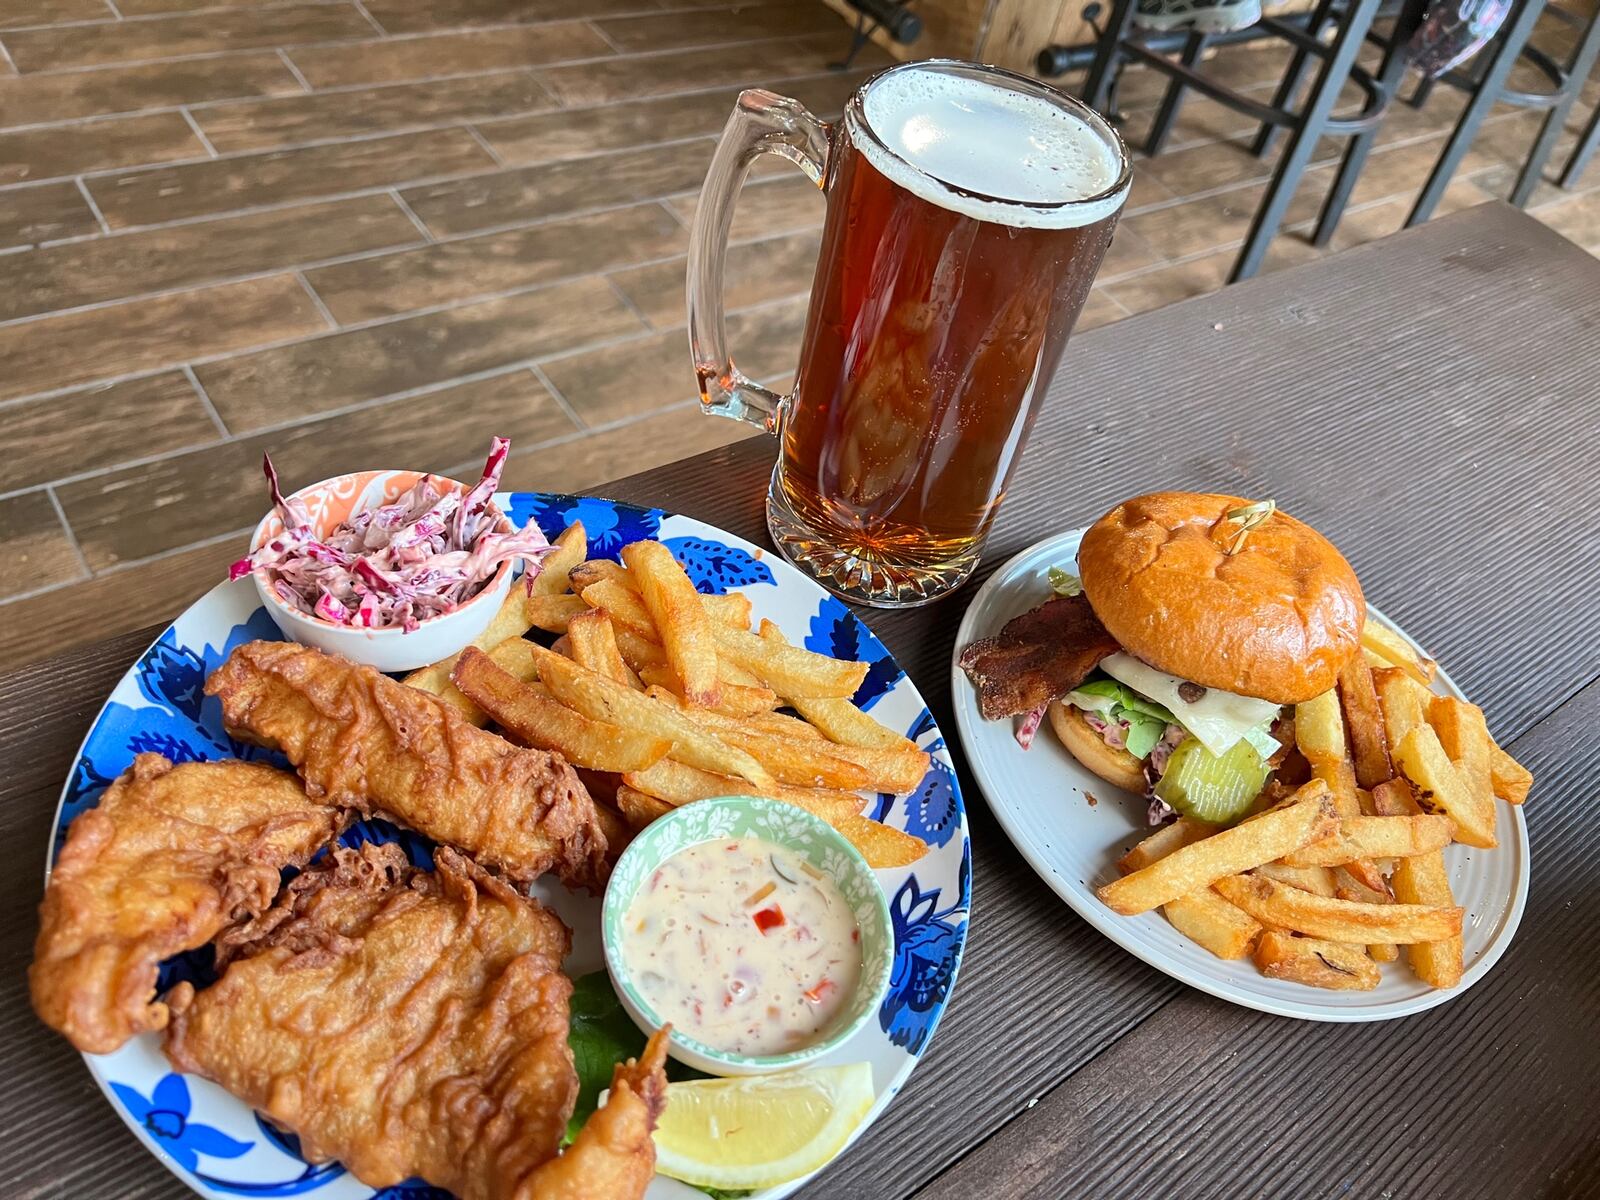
left=959, top=491, right=1365, bottom=825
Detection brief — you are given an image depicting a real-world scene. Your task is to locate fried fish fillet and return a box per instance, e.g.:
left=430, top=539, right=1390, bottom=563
left=30, top=753, right=341, bottom=1054
left=205, top=640, right=608, bottom=890
left=165, top=844, right=667, bottom=1200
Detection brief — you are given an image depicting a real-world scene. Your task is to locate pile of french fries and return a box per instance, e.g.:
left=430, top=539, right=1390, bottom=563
left=402, top=522, right=931, bottom=869
left=1096, top=620, right=1532, bottom=992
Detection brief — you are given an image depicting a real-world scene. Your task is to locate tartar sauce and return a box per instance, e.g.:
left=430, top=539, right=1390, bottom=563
left=621, top=836, right=862, bottom=1056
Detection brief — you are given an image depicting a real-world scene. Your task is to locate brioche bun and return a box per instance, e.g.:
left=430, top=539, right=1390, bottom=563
left=1078, top=492, right=1364, bottom=704
left=1048, top=701, right=1146, bottom=794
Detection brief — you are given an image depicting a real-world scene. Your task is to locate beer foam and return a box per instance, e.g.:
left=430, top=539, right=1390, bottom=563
left=856, top=66, right=1127, bottom=229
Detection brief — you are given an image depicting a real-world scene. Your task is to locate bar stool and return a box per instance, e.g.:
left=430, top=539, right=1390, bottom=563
left=1393, top=0, right=1600, bottom=225
left=1081, top=0, right=1399, bottom=281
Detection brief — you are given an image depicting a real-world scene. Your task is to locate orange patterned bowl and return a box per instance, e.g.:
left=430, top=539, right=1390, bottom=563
left=246, top=468, right=517, bottom=673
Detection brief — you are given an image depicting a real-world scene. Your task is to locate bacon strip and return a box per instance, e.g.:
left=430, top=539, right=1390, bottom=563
left=958, top=595, right=1120, bottom=721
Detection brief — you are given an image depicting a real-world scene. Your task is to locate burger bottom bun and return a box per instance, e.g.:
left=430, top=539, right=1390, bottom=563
left=1048, top=701, right=1147, bottom=795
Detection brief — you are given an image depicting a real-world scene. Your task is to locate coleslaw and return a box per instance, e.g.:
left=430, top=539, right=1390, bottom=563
left=229, top=437, right=551, bottom=633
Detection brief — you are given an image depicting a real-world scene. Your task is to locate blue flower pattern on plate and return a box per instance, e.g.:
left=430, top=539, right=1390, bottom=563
left=507, top=492, right=662, bottom=559
left=111, top=1075, right=251, bottom=1176
left=56, top=606, right=285, bottom=853
left=879, top=843, right=970, bottom=1055
left=805, top=596, right=904, bottom=711
left=659, top=535, right=775, bottom=594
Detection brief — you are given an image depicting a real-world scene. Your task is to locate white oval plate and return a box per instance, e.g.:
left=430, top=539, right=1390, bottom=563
left=951, top=528, right=1529, bottom=1022
left=49, top=490, right=971, bottom=1199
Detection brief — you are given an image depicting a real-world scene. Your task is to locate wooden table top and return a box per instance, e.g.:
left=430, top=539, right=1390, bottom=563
left=4, top=202, right=1597, bottom=1200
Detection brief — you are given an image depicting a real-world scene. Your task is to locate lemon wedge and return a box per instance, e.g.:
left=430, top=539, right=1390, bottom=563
left=653, top=1062, right=876, bottom=1190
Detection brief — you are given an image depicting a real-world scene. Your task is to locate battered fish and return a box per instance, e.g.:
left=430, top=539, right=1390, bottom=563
left=165, top=844, right=667, bottom=1200
left=30, top=753, right=342, bottom=1054
left=205, top=640, right=608, bottom=890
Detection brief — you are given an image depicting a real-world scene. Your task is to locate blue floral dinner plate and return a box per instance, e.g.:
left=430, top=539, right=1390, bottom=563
left=46, top=492, right=971, bottom=1200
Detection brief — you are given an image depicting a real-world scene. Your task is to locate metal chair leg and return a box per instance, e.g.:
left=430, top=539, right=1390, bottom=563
left=1558, top=97, right=1600, bottom=188
left=1511, top=10, right=1600, bottom=205
left=1083, top=0, right=1141, bottom=116
left=1230, top=0, right=1385, bottom=281
left=1146, top=32, right=1209, bottom=155
left=1407, top=0, right=1549, bottom=226
left=1408, top=76, right=1435, bottom=108
left=1252, top=0, right=1341, bottom=159
left=1312, top=0, right=1429, bottom=246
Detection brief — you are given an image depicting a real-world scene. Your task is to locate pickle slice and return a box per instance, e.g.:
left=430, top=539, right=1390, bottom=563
left=1153, top=736, right=1271, bottom=825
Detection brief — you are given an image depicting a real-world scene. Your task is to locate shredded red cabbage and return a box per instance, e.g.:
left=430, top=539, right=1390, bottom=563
left=230, top=436, right=550, bottom=633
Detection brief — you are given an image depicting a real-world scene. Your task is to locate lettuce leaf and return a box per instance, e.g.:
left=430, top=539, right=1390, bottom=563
left=1047, top=566, right=1083, bottom=597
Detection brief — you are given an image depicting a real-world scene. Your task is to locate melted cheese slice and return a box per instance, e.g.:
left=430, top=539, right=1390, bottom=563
left=1098, top=652, right=1282, bottom=757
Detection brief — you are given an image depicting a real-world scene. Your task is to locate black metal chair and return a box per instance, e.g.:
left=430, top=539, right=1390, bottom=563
left=1081, top=0, right=1403, bottom=281
left=1560, top=93, right=1599, bottom=186
left=1395, top=0, right=1600, bottom=224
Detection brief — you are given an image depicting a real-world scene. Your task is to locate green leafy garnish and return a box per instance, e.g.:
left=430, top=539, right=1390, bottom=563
left=565, top=972, right=708, bottom=1144
left=566, top=971, right=651, bottom=1142
left=1064, top=676, right=1177, bottom=760
left=1047, top=565, right=1082, bottom=596
left=696, top=1189, right=755, bottom=1199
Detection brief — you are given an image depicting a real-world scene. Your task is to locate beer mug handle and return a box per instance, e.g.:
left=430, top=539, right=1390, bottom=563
left=687, top=89, right=829, bottom=434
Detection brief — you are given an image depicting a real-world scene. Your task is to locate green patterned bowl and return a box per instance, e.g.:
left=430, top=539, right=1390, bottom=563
left=601, top=795, right=893, bottom=1076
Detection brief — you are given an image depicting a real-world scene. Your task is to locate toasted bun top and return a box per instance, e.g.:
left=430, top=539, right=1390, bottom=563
left=1078, top=491, right=1364, bottom=704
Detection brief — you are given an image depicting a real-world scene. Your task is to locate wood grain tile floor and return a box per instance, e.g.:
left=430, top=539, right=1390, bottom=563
left=1, top=0, right=1596, bottom=670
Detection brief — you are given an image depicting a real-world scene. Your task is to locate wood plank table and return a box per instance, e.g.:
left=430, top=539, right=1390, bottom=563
left=3, top=203, right=1597, bottom=1199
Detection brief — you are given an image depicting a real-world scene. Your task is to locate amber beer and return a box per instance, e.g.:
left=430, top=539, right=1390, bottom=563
left=687, top=61, right=1130, bottom=605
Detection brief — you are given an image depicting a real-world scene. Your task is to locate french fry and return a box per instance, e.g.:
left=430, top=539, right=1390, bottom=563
left=1213, top=874, right=1462, bottom=943
left=1254, top=930, right=1381, bottom=991
left=527, top=643, right=772, bottom=788
left=637, top=664, right=779, bottom=717
left=485, top=636, right=541, bottom=681
left=1367, top=776, right=1415, bottom=817
left=1488, top=742, right=1532, bottom=805
left=1372, top=667, right=1431, bottom=746
left=1165, top=890, right=1262, bottom=960
left=1392, top=725, right=1496, bottom=848
left=832, top=814, right=928, bottom=868
left=581, top=578, right=660, bottom=638
left=1391, top=844, right=1464, bottom=987
left=525, top=593, right=591, bottom=634
left=614, top=628, right=668, bottom=672
left=615, top=785, right=673, bottom=830
left=591, top=800, right=631, bottom=852
left=1332, top=866, right=1398, bottom=963
left=1116, top=818, right=1212, bottom=874
left=401, top=522, right=587, bottom=717
left=570, top=558, right=631, bottom=592
left=748, top=711, right=827, bottom=740
left=1253, top=862, right=1337, bottom=897
left=1337, top=657, right=1392, bottom=789
left=622, top=540, right=722, bottom=708
left=1293, top=690, right=1348, bottom=765
left=645, top=687, right=873, bottom=790
left=450, top=647, right=672, bottom=772
left=1096, top=784, right=1336, bottom=916
left=1115, top=820, right=1260, bottom=958
left=1362, top=619, right=1436, bottom=686
left=621, top=759, right=923, bottom=867
left=713, top=621, right=868, bottom=699
left=566, top=609, right=638, bottom=687
left=756, top=624, right=916, bottom=750
left=788, top=697, right=915, bottom=750
left=1428, top=696, right=1495, bottom=817
left=1280, top=814, right=1454, bottom=866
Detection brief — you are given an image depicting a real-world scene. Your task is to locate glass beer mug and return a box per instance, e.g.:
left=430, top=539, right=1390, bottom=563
left=688, top=60, right=1131, bottom=607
